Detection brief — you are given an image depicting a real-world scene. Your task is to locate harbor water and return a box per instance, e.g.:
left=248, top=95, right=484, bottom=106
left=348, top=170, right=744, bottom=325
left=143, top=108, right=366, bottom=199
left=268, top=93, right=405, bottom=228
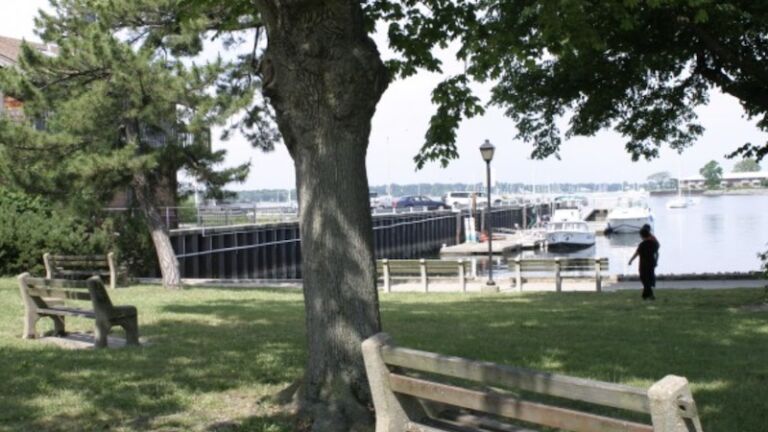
left=511, top=194, right=768, bottom=276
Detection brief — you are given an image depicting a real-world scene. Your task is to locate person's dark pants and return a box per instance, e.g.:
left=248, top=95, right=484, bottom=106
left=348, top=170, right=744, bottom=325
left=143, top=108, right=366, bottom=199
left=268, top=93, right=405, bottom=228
left=640, top=270, right=655, bottom=300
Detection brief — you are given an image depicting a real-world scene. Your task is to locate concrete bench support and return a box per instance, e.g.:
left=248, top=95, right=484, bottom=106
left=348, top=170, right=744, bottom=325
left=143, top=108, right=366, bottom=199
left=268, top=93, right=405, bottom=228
left=648, top=375, right=704, bottom=432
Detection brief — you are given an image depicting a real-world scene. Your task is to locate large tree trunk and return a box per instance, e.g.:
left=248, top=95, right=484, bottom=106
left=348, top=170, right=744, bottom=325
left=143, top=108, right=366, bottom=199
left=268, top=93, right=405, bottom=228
left=257, top=1, right=388, bottom=431
left=132, top=172, right=183, bottom=290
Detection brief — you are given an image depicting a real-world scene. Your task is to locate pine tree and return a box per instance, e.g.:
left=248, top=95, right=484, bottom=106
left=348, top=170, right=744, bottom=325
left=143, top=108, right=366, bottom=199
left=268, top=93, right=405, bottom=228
left=0, top=5, right=248, bottom=289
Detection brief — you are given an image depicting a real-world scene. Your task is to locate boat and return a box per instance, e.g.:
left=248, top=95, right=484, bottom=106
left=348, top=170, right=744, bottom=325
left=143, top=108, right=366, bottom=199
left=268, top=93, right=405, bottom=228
left=606, top=195, right=654, bottom=233
left=545, top=209, right=596, bottom=250
left=666, top=183, right=688, bottom=209
left=666, top=196, right=688, bottom=209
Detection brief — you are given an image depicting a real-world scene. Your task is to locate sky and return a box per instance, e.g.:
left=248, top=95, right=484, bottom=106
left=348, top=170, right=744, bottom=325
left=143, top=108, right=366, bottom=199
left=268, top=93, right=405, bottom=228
left=2, top=1, right=766, bottom=190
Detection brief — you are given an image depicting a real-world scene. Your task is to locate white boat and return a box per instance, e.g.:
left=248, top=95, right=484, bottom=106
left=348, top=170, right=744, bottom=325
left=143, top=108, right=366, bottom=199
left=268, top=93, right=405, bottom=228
left=666, top=183, right=688, bottom=209
left=606, top=196, right=654, bottom=233
left=666, top=196, right=688, bottom=209
left=545, top=209, right=595, bottom=250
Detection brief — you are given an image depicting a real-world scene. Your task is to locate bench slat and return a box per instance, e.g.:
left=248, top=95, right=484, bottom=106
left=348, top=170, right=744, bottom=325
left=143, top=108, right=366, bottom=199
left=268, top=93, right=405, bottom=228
left=446, top=413, right=539, bottom=432
left=49, top=255, right=108, bottom=261
left=25, top=277, right=91, bottom=289
left=38, top=307, right=96, bottom=318
left=382, top=346, right=650, bottom=414
left=26, top=287, right=92, bottom=301
left=390, top=373, right=653, bottom=432
left=405, top=421, right=463, bottom=432
left=55, top=270, right=110, bottom=277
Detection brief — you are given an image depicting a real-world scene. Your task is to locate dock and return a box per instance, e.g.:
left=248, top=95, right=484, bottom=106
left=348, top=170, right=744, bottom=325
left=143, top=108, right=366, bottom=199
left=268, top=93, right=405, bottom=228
left=440, top=231, right=544, bottom=256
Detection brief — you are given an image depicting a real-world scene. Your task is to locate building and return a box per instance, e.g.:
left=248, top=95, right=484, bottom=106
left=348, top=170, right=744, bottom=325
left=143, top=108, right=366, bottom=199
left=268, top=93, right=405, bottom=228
left=680, top=171, right=768, bottom=190
left=0, top=36, right=57, bottom=119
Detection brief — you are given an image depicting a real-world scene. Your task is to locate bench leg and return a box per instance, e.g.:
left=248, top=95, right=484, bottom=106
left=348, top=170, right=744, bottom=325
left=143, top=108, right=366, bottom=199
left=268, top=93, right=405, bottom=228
left=23, top=312, right=39, bottom=339
left=94, top=321, right=110, bottom=348
left=120, top=317, right=140, bottom=347
left=51, top=316, right=67, bottom=337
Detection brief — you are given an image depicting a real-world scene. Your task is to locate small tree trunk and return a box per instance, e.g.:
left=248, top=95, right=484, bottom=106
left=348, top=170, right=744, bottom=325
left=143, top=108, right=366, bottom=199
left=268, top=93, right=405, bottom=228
left=257, top=1, right=388, bottom=430
left=132, top=172, right=183, bottom=290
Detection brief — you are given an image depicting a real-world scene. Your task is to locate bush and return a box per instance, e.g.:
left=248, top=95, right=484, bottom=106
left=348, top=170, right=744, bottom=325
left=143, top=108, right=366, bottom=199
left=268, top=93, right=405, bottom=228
left=0, top=188, right=111, bottom=276
left=106, top=211, right=158, bottom=277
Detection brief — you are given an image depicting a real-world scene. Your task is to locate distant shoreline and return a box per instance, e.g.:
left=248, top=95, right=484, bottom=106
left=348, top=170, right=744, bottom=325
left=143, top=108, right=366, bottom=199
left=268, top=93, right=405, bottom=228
left=650, top=188, right=768, bottom=196
left=702, top=188, right=768, bottom=196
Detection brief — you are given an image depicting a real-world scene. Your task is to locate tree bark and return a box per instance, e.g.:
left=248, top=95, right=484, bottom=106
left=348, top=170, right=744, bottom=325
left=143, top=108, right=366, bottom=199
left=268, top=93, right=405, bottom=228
left=257, top=1, right=388, bottom=431
left=132, top=172, right=183, bottom=290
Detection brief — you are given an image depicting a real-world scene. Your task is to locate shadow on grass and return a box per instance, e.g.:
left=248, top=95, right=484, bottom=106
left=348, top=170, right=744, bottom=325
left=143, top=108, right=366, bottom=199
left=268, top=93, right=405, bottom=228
left=2, top=284, right=767, bottom=431
left=0, top=297, right=306, bottom=431
left=379, top=289, right=768, bottom=431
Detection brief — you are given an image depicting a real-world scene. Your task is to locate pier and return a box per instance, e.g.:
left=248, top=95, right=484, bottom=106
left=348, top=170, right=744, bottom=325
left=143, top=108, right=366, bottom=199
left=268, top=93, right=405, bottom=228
left=439, top=230, right=545, bottom=256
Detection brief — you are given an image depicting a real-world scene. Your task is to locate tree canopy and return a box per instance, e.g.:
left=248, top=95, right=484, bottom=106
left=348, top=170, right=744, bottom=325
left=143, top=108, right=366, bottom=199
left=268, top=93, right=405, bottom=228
left=700, top=160, right=723, bottom=188
left=371, top=0, right=768, bottom=167
left=732, top=158, right=761, bottom=173
left=0, top=2, right=249, bottom=288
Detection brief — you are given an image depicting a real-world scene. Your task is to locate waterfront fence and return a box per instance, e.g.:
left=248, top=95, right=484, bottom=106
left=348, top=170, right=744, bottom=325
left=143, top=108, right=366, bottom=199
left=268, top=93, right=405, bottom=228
left=141, top=204, right=550, bottom=279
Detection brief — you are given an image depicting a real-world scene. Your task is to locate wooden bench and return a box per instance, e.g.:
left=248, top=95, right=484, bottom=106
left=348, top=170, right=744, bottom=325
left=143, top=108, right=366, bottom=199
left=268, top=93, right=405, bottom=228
left=512, top=257, right=609, bottom=292
left=363, top=333, right=703, bottom=432
left=377, top=259, right=472, bottom=293
left=18, top=273, right=139, bottom=348
left=43, top=252, right=125, bottom=290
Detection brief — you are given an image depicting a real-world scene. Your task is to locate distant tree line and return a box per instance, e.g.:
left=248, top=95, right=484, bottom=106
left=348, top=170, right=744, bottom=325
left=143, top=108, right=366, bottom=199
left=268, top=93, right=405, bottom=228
left=233, top=182, right=636, bottom=202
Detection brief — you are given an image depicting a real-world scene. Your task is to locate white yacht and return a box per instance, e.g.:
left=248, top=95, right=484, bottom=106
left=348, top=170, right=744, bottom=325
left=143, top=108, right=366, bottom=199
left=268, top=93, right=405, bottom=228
left=606, top=196, right=654, bottom=233
left=545, top=209, right=596, bottom=250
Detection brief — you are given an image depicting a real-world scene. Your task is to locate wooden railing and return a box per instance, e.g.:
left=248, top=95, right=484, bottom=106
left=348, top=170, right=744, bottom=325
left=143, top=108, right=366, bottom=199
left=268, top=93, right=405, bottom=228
left=512, top=257, right=609, bottom=292
left=362, top=333, right=703, bottom=432
left=376, top=259, right=472, bottom=293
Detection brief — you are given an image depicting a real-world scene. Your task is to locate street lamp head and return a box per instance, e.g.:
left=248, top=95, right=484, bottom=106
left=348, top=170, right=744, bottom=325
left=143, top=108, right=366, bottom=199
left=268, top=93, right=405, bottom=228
left=480, top=139, right=495, bottom=163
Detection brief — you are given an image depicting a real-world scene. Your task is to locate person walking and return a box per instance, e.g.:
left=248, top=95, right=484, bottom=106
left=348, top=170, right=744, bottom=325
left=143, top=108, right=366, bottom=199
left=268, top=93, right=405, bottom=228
left=628, top=224, right=660, bottom=300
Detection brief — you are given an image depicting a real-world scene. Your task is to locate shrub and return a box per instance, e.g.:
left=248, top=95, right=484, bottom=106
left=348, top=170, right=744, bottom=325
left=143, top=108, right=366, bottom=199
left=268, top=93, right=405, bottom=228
left=106, top=211, right=158, bottom=277
left=0, top=188, right=111, bottom=276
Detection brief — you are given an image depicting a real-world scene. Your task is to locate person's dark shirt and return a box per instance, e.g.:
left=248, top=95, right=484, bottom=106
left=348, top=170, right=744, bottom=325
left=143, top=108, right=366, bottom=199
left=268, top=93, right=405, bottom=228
left=637, top=237, right=660, bottom=272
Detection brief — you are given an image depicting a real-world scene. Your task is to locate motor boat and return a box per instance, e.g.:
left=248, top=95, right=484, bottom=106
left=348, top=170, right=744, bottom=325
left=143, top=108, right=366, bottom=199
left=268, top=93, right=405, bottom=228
left=545, top=209, right=596, bottom=250
left=606, top=196, right=654, bottom=233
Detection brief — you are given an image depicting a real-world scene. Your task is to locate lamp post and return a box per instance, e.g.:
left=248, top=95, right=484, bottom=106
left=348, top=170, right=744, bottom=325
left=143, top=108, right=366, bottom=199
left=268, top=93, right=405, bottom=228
left=479, top=139, right=496, bottom=291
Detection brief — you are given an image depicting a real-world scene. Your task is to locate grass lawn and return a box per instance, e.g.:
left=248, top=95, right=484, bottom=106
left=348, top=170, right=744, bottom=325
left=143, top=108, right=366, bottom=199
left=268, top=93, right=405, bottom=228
left=1, top=278, right=767, bottom=431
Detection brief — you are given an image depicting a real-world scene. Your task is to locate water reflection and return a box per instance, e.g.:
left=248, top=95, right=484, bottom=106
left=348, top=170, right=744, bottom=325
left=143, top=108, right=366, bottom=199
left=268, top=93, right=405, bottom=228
left=499, top=194, right=768, bottom=275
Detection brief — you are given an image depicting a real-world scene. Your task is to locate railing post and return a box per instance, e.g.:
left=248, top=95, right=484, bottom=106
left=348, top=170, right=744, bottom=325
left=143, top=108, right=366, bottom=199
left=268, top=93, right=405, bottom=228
left=480, top=207, right=486, bottom=235
left=458, top=259, right=466, bottom=293
left=383, top=259, right=391, bottom=293
left=165, top=207, right=171, bottom=228
left=555, top=257, right=562, bottom=292
left=471, top=258, right=478, bottom=279
left=456, top=212, right=462, bottom=244
left=595, top=258, right=602, bottom=293
left=420, top=258, right=428, bottom=292
left=648, top=375, right=703, bottom=432
left=522, top=205, right=528, bottom=228
left=515, top=257, right=523, bottom=292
